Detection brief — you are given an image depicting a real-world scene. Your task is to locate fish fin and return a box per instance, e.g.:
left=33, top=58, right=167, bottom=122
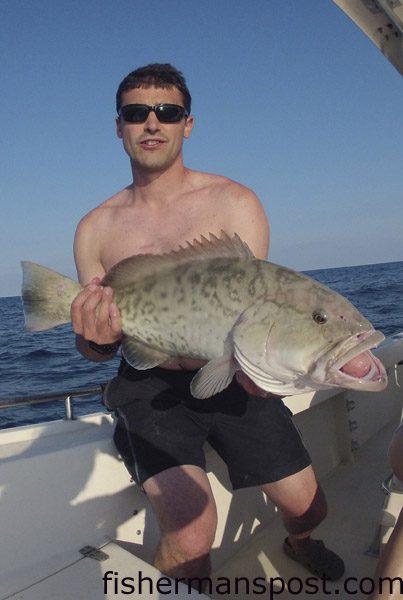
left=21, top=261, right=81, bottom=331
left=122, top=335, right=172, bottom=369
left=102, top=232, right=254, bottom=289
left=102, top=254, right=176, bottom=288
left=170, top=231, right=255, bottom=261
left=190, top=355, right=237, bottom=399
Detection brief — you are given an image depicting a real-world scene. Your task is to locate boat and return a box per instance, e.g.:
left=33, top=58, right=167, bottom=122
left=1, top=337, right=403, bottom=599
left=1, top=2, right=402, bottom=599
left=333, top=0, right=403, bottom=76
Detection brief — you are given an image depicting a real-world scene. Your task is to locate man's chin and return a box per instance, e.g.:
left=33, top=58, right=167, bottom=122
left=133, top=156, right=175, bottom=173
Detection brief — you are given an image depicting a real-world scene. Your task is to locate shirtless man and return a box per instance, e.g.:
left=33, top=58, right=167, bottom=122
left=71, top=63, right=344, bottom=583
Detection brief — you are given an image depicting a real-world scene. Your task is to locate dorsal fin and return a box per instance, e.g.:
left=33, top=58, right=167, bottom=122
left=168, top=231, right=254, bottom=261
left=102, top=231, right=254, bottom=289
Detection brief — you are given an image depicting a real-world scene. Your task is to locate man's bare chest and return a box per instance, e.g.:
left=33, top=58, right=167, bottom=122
left=100, top=205, right=224, bottom=272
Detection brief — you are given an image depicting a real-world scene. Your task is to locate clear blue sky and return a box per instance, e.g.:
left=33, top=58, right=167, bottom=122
left=1, top=0, right=402, bottom=297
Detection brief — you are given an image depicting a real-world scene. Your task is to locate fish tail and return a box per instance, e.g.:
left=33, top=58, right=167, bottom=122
left=21, top=261, right=82, bottom=331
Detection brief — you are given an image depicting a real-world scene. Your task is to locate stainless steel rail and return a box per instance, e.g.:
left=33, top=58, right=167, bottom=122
left=0, top=385, right=105, bottom=420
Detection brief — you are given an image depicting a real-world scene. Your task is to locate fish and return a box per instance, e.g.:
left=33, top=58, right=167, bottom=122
left=20, top=232, right=387, bottom=398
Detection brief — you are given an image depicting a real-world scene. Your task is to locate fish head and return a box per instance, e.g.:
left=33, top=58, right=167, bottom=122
left=302, top=289, right=387, bottom=392
left=232, top=276, right=387, bottom=395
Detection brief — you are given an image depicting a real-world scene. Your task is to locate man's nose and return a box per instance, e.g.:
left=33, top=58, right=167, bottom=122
left=144, top=110, right=160, bottom=132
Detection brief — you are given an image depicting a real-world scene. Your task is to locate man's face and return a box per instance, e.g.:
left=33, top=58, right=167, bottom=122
left=116, top=85, right=194, bottom=173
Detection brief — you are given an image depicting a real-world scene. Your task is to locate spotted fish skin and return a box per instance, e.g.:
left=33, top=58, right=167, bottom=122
left=111, top=256, right=270, bottom=360
left=21, top=232, right=387, bottom=399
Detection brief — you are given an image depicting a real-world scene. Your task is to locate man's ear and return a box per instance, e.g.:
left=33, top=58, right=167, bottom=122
left=183, top=115, right=194, bottom=139
left=116, top=116, right=123, bottom=139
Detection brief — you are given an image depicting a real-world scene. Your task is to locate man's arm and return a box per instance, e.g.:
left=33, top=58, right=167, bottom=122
left=224, top=184, right=269, bottom=260
left=71, top=215, right=122, bottom=362
left=224, top=184, right=274, bottom=396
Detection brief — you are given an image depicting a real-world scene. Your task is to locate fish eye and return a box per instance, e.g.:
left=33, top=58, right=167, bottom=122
left=312, top=309, right=328, bottom=325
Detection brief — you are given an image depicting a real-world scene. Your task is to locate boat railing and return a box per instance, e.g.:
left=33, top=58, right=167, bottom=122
left=1, top=347, right=402, bottom=423
left=0, top=384, right=106, bottom=421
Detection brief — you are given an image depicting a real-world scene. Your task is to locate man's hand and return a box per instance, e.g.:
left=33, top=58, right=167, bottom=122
left=236, top=370, right=280, bottom=399
left=71, top=277, right=122, bottom=345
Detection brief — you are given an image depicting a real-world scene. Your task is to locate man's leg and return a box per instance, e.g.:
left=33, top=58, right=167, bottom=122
left=261, top=464, right=327, bottom=542
left=143, top=464, right=218, bottom=581
left=261, top=464, right=345, bottom=580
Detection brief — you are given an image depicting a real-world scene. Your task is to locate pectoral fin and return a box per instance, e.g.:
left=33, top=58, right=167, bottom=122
left=190, top=355, right=237, bottom=399
left=122, top=335, right=172, bottom=369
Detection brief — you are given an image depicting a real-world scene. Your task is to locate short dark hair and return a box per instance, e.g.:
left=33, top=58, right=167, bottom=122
left=116, top=63, right=192, bottom=114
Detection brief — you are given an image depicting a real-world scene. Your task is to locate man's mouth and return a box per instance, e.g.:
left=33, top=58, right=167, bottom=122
left=140, top=139, right=165, bottom=148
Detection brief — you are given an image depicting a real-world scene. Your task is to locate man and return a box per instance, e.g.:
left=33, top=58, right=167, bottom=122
left=367, top=424, right=403, bottom=600
left=71, top=63, right=344, bottom=583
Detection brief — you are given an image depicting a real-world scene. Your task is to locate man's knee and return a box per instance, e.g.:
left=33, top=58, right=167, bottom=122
left=161, top=524, right=216, bottom=561
left=283, top=485, right=328, bottom=535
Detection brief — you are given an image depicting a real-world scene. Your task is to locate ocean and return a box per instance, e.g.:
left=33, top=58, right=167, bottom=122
left=1, top=261, right=402, bottom=429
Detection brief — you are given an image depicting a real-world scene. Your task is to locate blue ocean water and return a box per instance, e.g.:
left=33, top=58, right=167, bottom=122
left=0, top=261, right=402, bottom=429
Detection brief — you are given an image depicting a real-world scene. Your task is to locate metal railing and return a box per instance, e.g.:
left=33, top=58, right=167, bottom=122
left=0, top=385, right=106, bottom=421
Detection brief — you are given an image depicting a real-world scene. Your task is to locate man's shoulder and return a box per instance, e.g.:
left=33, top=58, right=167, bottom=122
left=76, top=188, right=130, bottom=231
left=190, top=170, right=258, bottom=202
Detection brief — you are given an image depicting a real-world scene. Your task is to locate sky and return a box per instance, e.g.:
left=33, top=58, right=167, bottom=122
left=1, top=0, right=402, bottom=297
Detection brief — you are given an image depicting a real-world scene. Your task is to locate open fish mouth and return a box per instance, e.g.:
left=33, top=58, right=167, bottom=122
left=325, top=330, right=387, bottom=391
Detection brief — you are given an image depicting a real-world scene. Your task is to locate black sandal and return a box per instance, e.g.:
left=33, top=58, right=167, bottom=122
left=283, top=537, right=345, bottom=581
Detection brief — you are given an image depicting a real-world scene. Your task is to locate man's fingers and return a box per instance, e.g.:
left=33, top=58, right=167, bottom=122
left=80, top=288, right=103, bottom=335
left=94, top=288, right=121, bottom=339
left=109, top=301, right=122, bottom=337
left=71, top=284, right=122, bottom=343
left=71, top=284, right=101, bottom=334
left=97, top=287, right=113, bottom=328
left=235, top=370, right=279, bottom=398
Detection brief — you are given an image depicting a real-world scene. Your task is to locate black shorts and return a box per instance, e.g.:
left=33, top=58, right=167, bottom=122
left=103, top=360, right=311, bottom=490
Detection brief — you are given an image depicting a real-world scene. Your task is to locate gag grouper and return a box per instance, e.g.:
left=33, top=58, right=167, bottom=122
left=21, top=232, right=387, bottom=398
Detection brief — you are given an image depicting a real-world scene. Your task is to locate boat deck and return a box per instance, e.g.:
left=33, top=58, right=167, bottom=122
left=210, top=419, right=398, bottom=600
left=1, top=420, right=398, bottom=600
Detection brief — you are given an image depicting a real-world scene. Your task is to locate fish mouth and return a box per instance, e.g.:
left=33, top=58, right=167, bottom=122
left=324, top=330, right=387, bottom=391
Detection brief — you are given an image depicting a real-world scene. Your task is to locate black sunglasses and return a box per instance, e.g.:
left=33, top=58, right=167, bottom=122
left=119, top=103, right=189, bottom=124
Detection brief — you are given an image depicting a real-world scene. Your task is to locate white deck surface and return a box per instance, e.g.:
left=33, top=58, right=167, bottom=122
left=210, top=420, right=399, bottom=600
left=7, top=421, right=397, bottom=600
left=4, top=542, right=211, bottom=600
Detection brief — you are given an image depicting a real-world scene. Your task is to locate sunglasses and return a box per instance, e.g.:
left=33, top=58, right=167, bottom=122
left=119, top=103, right=189, bottom=124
